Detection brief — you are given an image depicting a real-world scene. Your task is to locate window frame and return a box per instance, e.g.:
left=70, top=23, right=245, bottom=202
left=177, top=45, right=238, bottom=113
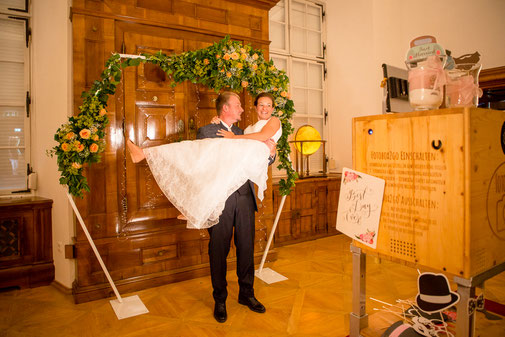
left=269, top=0, right=327, bottom=177
left=0, top=1, right=31, bottom=195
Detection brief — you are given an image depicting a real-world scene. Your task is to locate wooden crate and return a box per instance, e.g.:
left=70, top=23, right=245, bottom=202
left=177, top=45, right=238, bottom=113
left=353, top=107, right=505, bottom=278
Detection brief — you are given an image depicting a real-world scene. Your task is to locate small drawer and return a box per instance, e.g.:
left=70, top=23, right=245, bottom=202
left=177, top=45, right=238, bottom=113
left=142, top=244, right=177, bottom=264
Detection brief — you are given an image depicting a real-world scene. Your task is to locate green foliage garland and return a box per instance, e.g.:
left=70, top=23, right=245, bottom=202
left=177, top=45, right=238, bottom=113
left=49, top=36, right=297, bottom=197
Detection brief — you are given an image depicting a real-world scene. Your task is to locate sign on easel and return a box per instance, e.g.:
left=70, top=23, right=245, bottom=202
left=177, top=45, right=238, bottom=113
left=336, top=168, right=385, bottom=249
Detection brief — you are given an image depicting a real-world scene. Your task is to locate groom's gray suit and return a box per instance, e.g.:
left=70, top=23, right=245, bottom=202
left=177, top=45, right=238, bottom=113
left=197, top=121, right=273, bottom=303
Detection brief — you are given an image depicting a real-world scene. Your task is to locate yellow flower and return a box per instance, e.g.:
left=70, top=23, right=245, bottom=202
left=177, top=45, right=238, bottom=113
left=236, top=63, right=243, bottom=69
left=89, top=143, right=99, bottom=153
left=241, top=81, right=248, bottom=88
left=226, top=72, right=232, bottom=78
left=223, top=54, right=230, bottom=60
left=269, top=65, right=276, bottom=71
left=65, top=132, right=75, bottom=140
left=99, top=108, right=107, bottom=116
left=203, top=59, right=210, bottom=65
left=241, top=53, right=247, bottom=60
left=79, top=129, right=91, bottom=139
left=281, top=91, right=287, bottom=97
left=72, top=162, right=82, bottom=169
left=92, top=134, right=99, bottom=141
left=252, top=53, right=258, bottom=60
left=231, top=52, right=239, bottom=60
left=61, top=143, right=70, bottom=152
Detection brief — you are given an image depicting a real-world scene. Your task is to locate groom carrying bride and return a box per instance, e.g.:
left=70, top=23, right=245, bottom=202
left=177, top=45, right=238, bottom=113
left=197, top=91, right=277, bottom=323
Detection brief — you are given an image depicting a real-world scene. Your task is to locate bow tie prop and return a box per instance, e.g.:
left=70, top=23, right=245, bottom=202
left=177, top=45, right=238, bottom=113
left=467, top=293, right=484, bottom=316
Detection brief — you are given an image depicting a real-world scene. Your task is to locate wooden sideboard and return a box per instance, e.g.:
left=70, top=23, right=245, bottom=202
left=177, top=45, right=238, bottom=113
left=71, top=0, right=280, bottom=303
left=0, top=197, right=54, bottom=289
left=272, top=175, right=342, bottom=246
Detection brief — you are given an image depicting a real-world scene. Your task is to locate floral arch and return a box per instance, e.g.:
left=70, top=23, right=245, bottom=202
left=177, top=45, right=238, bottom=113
left=50, top=36, right=297, bottom=197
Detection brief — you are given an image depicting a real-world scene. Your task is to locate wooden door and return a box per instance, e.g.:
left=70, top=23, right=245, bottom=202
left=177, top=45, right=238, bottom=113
left=119, top=28, right=232, bottom=231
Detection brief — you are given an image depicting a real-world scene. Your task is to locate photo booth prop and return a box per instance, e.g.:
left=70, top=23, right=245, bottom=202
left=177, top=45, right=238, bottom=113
left=352, top=107, right=505, bottom=278
left=350, top=107, right=505, bottom=337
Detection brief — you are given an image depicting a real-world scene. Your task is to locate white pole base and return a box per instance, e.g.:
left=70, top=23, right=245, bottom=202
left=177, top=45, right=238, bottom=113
left=109, top=295, right=149, bottom=320
left=255, top=267, right=288, bottom=284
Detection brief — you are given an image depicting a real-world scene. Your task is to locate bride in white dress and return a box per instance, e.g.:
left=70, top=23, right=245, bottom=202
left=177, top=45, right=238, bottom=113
left=127, top=92, right=281, bottom=229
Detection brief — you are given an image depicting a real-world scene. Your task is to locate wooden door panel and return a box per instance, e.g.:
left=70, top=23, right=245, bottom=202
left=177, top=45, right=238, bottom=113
left=123, top=31, right=185, bottom=227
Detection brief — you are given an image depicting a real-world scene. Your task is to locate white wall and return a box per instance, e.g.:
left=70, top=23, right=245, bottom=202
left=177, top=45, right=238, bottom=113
left=31, top=0, right=75, bottom=288
left=326, top=0, right=505, bottom=171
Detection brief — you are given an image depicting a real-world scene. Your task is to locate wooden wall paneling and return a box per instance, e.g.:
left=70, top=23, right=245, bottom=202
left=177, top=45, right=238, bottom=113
left=327, top=178, right=341, bottom=235
left=72, top=0, right=279, bottom=302
left=72, top=0, right=273, bottom=44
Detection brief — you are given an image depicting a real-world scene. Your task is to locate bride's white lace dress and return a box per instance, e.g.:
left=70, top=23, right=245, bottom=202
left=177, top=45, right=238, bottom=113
left=143, top=119, right=282, bottom=229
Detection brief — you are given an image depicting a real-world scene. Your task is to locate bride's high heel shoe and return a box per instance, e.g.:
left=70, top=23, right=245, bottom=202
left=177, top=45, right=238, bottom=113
left=127, top=139, right=146, bottom=163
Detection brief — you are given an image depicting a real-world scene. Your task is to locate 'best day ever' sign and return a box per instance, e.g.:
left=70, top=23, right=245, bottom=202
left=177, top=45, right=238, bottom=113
left=336, top=168, right=385, bottom=249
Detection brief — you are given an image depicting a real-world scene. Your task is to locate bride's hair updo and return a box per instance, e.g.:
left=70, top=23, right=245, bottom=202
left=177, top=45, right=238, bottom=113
left=254, top=92, right=275, bottom=107
left=216, top=91, right=241, bottom=116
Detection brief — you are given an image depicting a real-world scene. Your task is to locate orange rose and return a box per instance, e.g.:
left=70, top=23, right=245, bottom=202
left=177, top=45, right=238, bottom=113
left=92, top=134, right=99, bottom=141
left=241, top=81, right=248, bottom=88
left=281, top=91, right=287, bottom=97
left=72, top=162, right=82, bottom=169
left=226, top=72, right=232, bottom=78
left=216, top=54, right=221, bottom=59
left=240, top=48, right=246, bottom=54
left=273, top=87, right=278, bottom=91
left=252, top=64, right=258, bottom=70
left=223, top=54, right=230, bottom=60
left=231, top=52, right=239, bottom=60
left=66, top=132, right=75, bottom=140
left=89, top=143, right=99, bottom=153
left=252, top=53, right=258, bottom=60
left=75, top=144, right=85, bottom=152
left=236, top=63, right=243, bottom=69
left=99, top=108, right=107, bottom=116
left=203, top=59, right=210, bottom=65
left=241, top=53, right=247, bottom=60
left=61, top=143, right=70, bottom=152
left=220, top=68, right=225, bottom=73
left=79, top=129, right=91, bottom=139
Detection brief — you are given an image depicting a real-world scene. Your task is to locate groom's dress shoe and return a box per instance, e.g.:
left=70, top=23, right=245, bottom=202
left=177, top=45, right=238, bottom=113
left=214, top=302, right=227, bottom=323
left=238, top=295, right=266, bottom=313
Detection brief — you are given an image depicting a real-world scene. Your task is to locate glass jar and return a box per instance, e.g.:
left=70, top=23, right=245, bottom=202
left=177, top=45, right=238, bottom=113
left=445, top=63, right=482, bottom=108
left=406, top=56, right=446, bottom=111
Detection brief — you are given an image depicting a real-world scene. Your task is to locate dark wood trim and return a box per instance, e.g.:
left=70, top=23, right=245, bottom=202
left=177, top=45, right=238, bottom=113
left=479, top=66, right=505, bottom=90
left=225, top=0, right=280, bottom=10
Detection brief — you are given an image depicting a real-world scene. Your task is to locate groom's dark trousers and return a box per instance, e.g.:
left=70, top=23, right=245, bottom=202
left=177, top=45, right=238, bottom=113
left=197, top=123, right=257, bottom=303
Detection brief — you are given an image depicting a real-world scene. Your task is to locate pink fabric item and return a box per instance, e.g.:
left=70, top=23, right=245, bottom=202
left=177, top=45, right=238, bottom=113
left=389, top=324, right=410, bottom=337
left=446, top=74, right=482, bottom=107
left=408, top=55, right=446, bottom=91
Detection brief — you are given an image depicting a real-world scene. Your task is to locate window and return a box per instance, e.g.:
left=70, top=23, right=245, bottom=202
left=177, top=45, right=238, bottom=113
left=269, top=0, right=326, bottom=176
left=0, top=0, right=31, bottom=194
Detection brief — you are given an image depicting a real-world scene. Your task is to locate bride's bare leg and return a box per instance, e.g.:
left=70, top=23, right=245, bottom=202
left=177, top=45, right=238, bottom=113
left=127, top=139, right=146, bottom=163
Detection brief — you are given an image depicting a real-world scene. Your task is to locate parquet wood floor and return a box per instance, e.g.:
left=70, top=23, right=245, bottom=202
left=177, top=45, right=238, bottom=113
left=1, top=235, right=504, bottom=336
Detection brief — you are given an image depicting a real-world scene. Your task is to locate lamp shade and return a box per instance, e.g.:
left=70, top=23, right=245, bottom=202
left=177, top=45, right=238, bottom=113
left=294, top=125, right=321, bottom=155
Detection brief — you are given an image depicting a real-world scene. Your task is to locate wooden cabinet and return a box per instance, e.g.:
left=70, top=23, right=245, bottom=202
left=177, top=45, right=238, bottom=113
left=71, top=0, right=279, bottom=303
left=272, top=175, right=341, bottom=246
left=0, top=197, right=54, bottom=289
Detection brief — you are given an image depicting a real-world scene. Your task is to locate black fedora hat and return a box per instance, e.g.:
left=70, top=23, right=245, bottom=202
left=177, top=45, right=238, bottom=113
left=415, top=272, right=460, bottom=314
